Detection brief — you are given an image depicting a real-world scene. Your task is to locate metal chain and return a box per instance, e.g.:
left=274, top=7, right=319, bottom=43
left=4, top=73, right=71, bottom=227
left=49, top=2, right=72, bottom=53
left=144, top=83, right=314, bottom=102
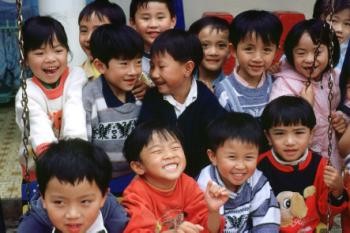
left=308, top=1, right=335, bottom=231
left=16, top=0, right=33, bottom=211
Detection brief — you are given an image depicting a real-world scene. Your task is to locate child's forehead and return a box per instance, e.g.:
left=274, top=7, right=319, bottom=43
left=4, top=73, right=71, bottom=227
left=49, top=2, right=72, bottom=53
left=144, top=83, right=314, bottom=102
left=147, top=131, right=179, bottom=144
left=240, top=32, right=274, bottom=46
left=221, top=138, right=259, bottom=148
left=80, top=12, right=110, bottom=24
left=199, top=26, right=229, bottom=38
left=138, top=1, right=171, bottom=13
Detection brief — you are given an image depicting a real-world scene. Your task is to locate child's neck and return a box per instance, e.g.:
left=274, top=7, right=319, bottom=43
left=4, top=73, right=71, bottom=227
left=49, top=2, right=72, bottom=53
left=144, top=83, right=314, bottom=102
left=39, top=79, right=60, bottom=89
left=237, top=66, right=263, bottom=88
left=198, top=66, right=221, bottom=89
left=173, top=80, right=193, bottom=104
left=108, top=84, right=127, bottom=103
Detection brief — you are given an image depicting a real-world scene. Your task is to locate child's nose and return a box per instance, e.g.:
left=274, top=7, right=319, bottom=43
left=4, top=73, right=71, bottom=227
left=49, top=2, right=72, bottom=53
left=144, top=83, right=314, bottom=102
left=65, top=206, right=81, bottom=219
left=207, top=45, right=217, bottom=55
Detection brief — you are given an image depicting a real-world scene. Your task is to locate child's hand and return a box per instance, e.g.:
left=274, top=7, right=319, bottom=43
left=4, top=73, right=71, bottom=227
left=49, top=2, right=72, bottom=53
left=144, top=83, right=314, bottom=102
left=132, top=79, right=149, bottom=100
left=300, top=85, right=314, bottom=106
left=205, top=180, right=229, bottom=213
left=268, top=61, right=281, bottom=74
left=165, top=221, right=203, bottom=233
left=323, top=165, right=344, bottom=197
left=331, top=111, right=347, bottom=135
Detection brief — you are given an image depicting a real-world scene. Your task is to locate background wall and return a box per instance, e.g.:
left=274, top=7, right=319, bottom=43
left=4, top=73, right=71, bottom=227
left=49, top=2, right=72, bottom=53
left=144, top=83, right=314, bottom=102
left=112, top=0, right=315, bottom=28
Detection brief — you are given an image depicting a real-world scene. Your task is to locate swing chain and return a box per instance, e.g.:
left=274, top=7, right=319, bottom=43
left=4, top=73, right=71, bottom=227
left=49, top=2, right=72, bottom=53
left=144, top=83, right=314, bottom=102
left=16, top=0, right=32, bottom=210
left=325, top=0, right=335, bottom=231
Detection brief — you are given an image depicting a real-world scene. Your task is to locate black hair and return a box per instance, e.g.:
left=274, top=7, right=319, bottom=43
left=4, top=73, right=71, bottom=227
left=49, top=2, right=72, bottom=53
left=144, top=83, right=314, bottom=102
left=90, top=24, right=144, bottom=66
left=261, top=96, right=316, bottom=131
left=206, top=112, right=262, bottom=152
left=150, top=29, right=203, bottom=70
left=229, top=10, right=282, bottom=48
left=339, top=47, right=350, bottom=115
left=284, top=19, right=340, bottom=69
left=188, top=16, right=230, bottom=35
left=313, top=0, right=350, bottom=19
left=78, top=0, right=126, bottom=26
left=23, top=16, right=69, bottom=58
left=123, top=121, right=184, bottom=163
left=36, top=138, right=112, bottom=197
left=129, top=0, right=175, bottom=20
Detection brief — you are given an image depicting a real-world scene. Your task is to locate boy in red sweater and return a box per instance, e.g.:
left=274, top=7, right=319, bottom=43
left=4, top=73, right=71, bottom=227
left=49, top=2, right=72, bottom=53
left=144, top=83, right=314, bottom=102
left=122, top=121, right=228, bottom=233
left=258, top=96, right=348, bottom=233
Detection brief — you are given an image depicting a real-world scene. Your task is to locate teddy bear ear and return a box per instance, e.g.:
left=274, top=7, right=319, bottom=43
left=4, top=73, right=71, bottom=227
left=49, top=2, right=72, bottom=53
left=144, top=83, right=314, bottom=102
left=290, top=193, right=307, bottom=218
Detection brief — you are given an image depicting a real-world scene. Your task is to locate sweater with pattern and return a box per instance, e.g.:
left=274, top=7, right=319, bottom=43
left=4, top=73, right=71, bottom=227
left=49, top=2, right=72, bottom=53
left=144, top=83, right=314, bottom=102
left=83, top=76, right=141, bottom=178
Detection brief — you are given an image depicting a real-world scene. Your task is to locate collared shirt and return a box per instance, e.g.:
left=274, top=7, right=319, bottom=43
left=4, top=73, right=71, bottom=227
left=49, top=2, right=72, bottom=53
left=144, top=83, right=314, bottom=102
left=193, top=69, right=226, bottom=89
left=52, top=211, right=107, bottom=233
left=163, top=79, right=197, bottom=118
left=234, top=66, right=266, bottom=88
left=101, top=76, right=136, bottom=108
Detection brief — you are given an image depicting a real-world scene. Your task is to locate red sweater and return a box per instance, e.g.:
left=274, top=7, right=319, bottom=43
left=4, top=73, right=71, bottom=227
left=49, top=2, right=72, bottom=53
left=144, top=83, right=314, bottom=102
left=122, top=173, right=224, bottom=233
left=258, top=150, right=348, bottom=233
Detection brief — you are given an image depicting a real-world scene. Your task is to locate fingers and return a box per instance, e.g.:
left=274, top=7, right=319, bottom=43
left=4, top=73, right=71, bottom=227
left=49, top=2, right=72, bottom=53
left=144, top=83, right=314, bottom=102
left=324, top=165, right=343, bottom=194
left=206, top=180, right=228, bottom=198
left=132, top=79, right=148, bottom=100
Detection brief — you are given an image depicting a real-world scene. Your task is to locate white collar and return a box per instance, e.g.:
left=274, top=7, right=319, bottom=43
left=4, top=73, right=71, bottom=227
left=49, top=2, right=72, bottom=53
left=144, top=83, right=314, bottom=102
left=163, top=79, right=197, bottom=117
left=52, top=211, right=107, bottom=233
left=271, top=149, right=308, bottom=166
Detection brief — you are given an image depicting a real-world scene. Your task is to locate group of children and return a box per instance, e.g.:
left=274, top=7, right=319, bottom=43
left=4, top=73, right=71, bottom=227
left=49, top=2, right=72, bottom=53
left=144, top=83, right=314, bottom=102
left=13, top=0, right=350, bottom=232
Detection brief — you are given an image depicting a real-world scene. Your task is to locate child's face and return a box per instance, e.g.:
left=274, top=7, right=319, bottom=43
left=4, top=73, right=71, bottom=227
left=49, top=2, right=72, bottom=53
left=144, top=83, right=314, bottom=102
left=134, top=132, right=186, bottom=190
left=293, top=32, right=329, bottom=79
left=94, top=57, right=142, bottom=96
left=327, top=8, right=350, bottom=44
left=198, top=26, right=230, bottom=73
left=130, top=2, right=176, bottom=51
left=79, top=13, right=111, bottom=61
left=26, top=36, right=68, bottom=84
left=234, top=33, right=277, bottom=81
left=266, top=124, right=313, bottom=162
left=208, top=139, right=258, bottom=192
left=151, top=52, right=193, bottom=101
left=42, top=177, right=107, bottom=233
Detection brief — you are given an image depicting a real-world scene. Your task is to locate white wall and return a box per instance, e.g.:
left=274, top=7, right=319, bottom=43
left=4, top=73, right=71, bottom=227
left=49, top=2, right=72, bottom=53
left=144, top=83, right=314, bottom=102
left=113, top=0, right=315, bottom=28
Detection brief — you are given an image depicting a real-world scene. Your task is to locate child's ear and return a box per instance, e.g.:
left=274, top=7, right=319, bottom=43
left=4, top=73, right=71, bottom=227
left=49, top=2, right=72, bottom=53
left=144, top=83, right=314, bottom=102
left=264, top=130, right=272, bottom=146
left=227, top=43, right=233, bottom=59
left=231, top=45, right=237, bottom=59
left=184, top=60, right=195, bottom=78
left=130, top=161, right=145, bottom=175
left=170, top=16, right=177, bottom=29
left=129, top=18, right=136, bottom=29
left=93, top=58, right=107, bottom=74
left=100, top=191, right=108, bottom=208
left=309, top=128, right=315, bottom=145
left=207, top=149, right=218, bottom=166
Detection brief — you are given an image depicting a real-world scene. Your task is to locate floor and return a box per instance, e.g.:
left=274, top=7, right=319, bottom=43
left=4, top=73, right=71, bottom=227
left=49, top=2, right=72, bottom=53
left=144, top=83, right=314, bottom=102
left=0, top=101, right=22, bottom=232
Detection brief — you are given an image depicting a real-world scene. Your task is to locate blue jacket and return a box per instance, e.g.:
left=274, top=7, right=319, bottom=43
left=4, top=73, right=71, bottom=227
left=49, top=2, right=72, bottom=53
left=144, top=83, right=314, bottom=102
left=17, top=192, right=128, bottom=233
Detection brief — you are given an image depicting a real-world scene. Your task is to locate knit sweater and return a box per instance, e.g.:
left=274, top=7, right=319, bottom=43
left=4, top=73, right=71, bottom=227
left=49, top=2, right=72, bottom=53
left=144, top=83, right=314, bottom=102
left=197, top=165, right=280, bottom=232
left=83, top=76, right=141, bottom=178
left=258, top=150, right=348, bottom=233
left=214, top=72, right=272, bottom=117
left=138, top=80, right=226, bottom=177
left=15, top=67, right=87, bottom=180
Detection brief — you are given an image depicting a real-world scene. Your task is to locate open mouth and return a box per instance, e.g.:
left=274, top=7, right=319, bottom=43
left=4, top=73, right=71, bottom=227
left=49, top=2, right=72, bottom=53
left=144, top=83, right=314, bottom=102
left=163, top=163, right=178, bottom=171
left=43, top=67, right=59, bottom=75
left=65, top=223, right=82, bottom=233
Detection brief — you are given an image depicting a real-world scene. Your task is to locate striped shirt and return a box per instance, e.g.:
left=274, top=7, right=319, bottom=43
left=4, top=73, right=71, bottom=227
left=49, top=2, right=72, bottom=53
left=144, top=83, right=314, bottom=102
left=197, top=165, right=280, bottom=233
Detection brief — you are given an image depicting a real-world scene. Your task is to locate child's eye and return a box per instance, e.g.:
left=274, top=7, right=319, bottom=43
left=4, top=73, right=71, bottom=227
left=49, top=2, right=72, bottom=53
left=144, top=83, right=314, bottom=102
left=53, top=200, right=64, bottom=206
left=119, top=61, right=128, bottom=66
left=218, top=43, right=228, bottom=49
left=243, top=47, right=253, bottom=52
left=345, top=22, right=350, bottom=27
left=264, top=48, right=273, bottom=53
left=295, top=131, right=306, bottom=135
left=81, top=200, right=92, bottom=206
left=201, top=43, right=209, bottom=49
left=151, top=150, right=162, bottom=154
left=141, top=16, right=150, bottom=21
left=157, top=16, right=165, bottom=20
